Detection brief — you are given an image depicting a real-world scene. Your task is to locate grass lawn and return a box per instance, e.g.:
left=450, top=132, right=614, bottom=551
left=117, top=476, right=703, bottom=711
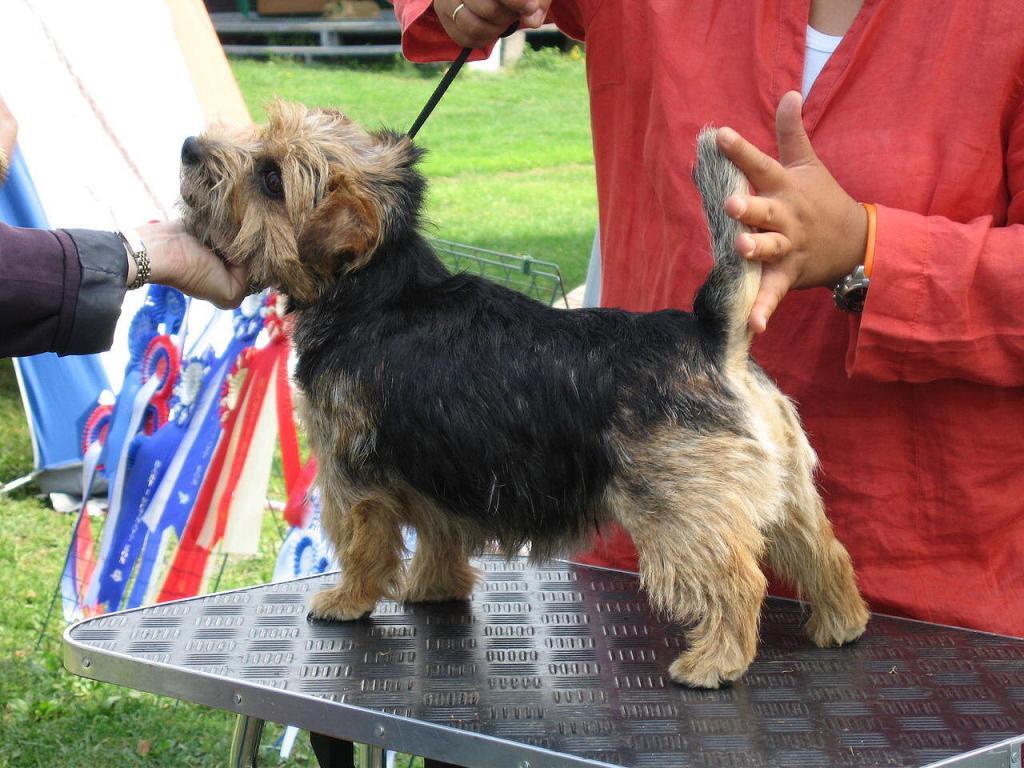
left=0, top=53, right=595, bottom=767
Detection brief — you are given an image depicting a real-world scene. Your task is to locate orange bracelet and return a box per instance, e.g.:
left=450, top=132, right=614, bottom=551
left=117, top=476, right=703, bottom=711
left=861, top=203, right=877, bottom=278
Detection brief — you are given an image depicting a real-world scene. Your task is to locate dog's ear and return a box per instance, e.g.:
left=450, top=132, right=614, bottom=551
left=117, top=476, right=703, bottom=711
left=297, top=173, right=382, bottom=281
left=373, top=129, right=427, bottom=167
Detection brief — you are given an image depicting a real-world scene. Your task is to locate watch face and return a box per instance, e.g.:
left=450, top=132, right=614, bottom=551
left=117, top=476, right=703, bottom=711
left=844, top=287, right=867, bottom=314
left=833, top=274, right=869, bottom=314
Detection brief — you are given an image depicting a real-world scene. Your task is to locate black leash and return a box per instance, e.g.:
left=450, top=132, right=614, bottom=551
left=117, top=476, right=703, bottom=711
left=407, top=47, right=473, bottom=140
left=406, top=25, right=519, bottom=140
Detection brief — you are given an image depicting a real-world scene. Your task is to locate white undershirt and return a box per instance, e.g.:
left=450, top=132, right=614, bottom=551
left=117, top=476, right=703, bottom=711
left=803, top=25, right=844, bottom=97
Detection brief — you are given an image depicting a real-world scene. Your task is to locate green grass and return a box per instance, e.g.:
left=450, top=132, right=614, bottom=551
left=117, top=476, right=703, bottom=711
left=0, top=53, right=595, bottom=767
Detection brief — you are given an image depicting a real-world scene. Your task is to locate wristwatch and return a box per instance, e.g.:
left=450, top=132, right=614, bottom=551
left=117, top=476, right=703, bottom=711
left=833, top=265, right=869, bottom=314
left=117, top=228, right=151, bottom=291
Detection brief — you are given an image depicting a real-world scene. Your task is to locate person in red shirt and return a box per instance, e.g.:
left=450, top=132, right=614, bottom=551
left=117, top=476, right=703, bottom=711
left=394, top=0, right=1024, bottom=638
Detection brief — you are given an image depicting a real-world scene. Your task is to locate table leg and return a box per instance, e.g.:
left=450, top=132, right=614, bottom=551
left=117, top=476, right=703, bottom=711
left=357, top=744, right=386, bottom=768
left=309, top=733, right=355, bottom=766
left=229, top=715, right=265, bottom=767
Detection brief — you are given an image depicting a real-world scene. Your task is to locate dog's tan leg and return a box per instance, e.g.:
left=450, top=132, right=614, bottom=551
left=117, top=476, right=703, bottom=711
left=765, top=411, right=868, bottom=647
left=401, top=523, right=478, bottom=604
left=616, top=490, right=767, bottom=689
left=766, top=435, right=869, bottom=647
left=310, top=495, right=405, bottom=621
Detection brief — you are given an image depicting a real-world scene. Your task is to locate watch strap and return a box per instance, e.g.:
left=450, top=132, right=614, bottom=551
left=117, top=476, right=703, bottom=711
left=117, top=229, right=151, bottom=291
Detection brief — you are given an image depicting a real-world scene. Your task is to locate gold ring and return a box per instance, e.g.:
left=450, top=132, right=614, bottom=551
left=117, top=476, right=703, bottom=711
left=451, top=2, right=465, bottom=22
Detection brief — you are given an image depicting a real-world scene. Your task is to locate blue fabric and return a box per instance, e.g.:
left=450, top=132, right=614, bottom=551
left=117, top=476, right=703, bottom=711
left=124, top=354, right=228, bottom=609
left=97, top=287, right=185, bottom=487
left=1, top=149, right=109, bottom=481
left=0, top=151, right=48, bottom=227
left=118, top=299, right=263, bottom=610
left=86, top=287, right=185, bottom=611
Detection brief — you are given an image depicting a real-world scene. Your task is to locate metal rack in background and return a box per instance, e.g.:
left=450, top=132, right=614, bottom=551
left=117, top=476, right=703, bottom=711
left=430, top=238, right=570, bottom=308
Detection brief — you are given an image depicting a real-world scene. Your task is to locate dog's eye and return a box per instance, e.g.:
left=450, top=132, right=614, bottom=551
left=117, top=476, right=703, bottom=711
left=259, top=166, right=284, bottom=200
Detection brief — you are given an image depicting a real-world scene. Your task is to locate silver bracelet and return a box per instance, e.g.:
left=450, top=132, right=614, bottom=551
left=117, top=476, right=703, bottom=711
left=117, top=229, right=151, bottom=290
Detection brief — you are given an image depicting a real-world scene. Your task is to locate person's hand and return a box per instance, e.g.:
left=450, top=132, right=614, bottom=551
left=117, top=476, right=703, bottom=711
left=137, top=220, right=249, bottom=309
left=717, top=91, right=868, bottom=333
left=433, top=0, right=550, bottom=49
left=0, top=95, right=18, bottom=161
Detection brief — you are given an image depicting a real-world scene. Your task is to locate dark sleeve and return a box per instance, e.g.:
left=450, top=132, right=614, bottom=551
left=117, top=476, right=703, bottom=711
left=0, top=222, right=126, bottom=358
left=63, top=229, right=128, bottom=355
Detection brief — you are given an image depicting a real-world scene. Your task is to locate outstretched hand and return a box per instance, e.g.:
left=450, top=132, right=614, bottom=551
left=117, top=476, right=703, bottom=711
left=433, top=0, right=550, bottom=49
left=0, top=95, right=18, bottom=161
left=716, top=91, right=868, bottom=333
left=138, top=220, right=249, bottom=309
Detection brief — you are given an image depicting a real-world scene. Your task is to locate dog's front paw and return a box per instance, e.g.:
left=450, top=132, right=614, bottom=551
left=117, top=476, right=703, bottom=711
left=401, top=559, right=479, bottom=605
left=400, top=582, right=473, bottom=605
left=806, top=602, right=869, bottom=647
left=668, top=643, right=752, bottom=689
left=308, top=587, right=376, bottom=622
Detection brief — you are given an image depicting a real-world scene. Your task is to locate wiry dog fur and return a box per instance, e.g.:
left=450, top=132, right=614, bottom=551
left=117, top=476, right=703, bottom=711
left=180, top=102, right=869, bottom=688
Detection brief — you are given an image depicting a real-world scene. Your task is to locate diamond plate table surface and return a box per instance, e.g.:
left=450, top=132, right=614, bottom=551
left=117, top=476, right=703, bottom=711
left=64, top=558, right=1024, bottom=768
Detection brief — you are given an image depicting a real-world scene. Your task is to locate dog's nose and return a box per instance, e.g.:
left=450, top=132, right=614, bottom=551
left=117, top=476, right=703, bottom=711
left=181, top=136, right=203, bottom=166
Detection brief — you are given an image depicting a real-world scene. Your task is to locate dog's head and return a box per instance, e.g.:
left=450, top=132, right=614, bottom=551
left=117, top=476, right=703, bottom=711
left=180, top=101, right=423, bottom=305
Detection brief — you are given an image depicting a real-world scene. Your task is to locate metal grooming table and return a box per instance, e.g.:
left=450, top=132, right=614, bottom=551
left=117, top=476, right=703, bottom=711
left=64, top=557, right=1024, bottom=768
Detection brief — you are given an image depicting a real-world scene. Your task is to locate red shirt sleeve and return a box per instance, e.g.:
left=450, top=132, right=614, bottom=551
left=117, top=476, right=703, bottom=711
left=846, top=94, right=1024, bottom=387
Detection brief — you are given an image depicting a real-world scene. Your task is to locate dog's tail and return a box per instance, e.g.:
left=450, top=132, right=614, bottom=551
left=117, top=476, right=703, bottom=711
left=692, top=127, right=760, bottom=368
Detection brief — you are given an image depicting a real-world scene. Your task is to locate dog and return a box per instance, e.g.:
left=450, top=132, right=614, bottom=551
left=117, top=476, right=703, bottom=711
left=179, top=102, right=869, bottom=688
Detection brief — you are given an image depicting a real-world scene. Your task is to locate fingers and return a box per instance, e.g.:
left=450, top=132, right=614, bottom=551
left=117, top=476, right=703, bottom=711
left=493, top=0, right=543, bottom=11
left=518, top=0, right=551, bottom=27
left=749, top=265, right=795, bottom=334
left=0, top=95, right=18, bottom=156
left=716, top=126, right=786, bottom=190
left=435, top=0, right=516, bottom=48
left=141, top=220, right=249, bottom=309
left=211, top=263, right=249, bottom=309
left=775, top=90, right=816, bottom=167
left=190, top=247, right=250, bottom=309
left=183, top=257, right=249, bottom=309
left=463, top=0, right=517, bottom=27
left=736, top=231, right=792, bottom=263
left=435, top=0, right=549, bottom=46
left=724, top=194, right=794, bottom=233
left=520, top=7, right=546, bottom=27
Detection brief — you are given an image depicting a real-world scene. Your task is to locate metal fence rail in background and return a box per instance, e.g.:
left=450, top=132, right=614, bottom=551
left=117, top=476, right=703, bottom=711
left=430, top=238, right=570, bottom=308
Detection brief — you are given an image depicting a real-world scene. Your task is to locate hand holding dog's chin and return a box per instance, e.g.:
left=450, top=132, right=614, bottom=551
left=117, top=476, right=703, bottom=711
left=135, top=220, right=249, bottom=310
left=717, top=91, right=869, bottom=334
left=433, top=0, right=549, bottom=49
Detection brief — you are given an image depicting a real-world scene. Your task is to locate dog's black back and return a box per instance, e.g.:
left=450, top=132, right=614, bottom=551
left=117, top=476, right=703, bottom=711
left=294, top=244, right=744, bottom=550
left=293, top=129, right=753, bottom=550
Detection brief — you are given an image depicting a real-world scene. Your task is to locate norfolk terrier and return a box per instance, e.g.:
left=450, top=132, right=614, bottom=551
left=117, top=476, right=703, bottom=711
left=179, top=102, right=869, bottom=688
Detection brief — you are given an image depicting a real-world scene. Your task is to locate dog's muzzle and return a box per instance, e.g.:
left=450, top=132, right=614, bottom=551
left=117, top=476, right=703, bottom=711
left=181, top=136, right=203, bottom=167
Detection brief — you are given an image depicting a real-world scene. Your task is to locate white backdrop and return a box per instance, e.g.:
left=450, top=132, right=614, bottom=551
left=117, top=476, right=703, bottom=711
left=0, top=0, right=230, bottom=387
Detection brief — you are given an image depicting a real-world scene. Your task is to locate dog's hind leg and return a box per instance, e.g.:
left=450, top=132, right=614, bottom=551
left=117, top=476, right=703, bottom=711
left=765, top=431, right=869, bottom=647
left=401, top=518, right=478, bottom=604
left=764, top=487, right=870, bottom=647
left=309, top=492, right=405, bottom=621
left=612, top=473, right=769, bottom=689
